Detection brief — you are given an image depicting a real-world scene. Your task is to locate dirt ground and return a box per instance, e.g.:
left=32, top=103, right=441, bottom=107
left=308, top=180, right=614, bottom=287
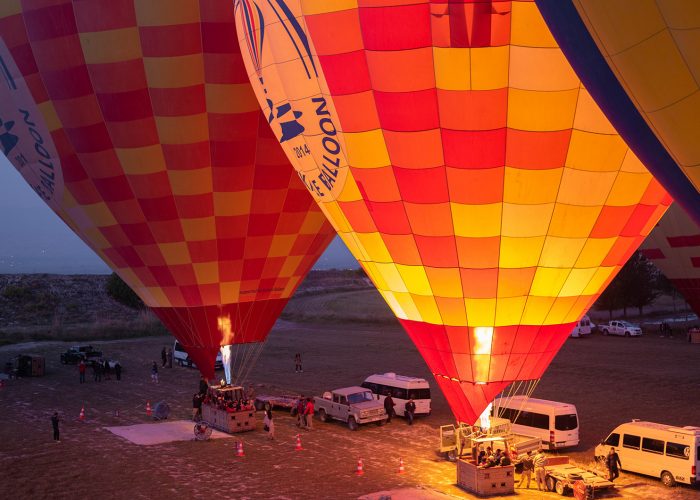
left=1, top=290, right=699, bottom=499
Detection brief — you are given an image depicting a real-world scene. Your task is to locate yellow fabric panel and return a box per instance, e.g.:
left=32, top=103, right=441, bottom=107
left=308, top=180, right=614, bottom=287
left=548, top=204, right=601, bottom=238
left=355, top=232, right=392, bottom=263
left=572, top=88, right=618, bottom=135
left=426, top=267, right=463, bottom=299
left=205, top=84, right=260, bottom=113
left=618, top=150, right=648, bottom=173
left=82, top=227, right=110, bottom=251
left=412, top=294, right=442, bottom=324
left=213, top=191, right=251, bottom=217
left=509, top=46, right=578, bottom=91
left=495, top=296, right=528, bottom=327
left=79, top=28, right=141, bottom=64
left=344, top=130, right=391, bottom=168
left=576, top=237, right=616, bottom=268
left=434, top=47, right=470, bottom=90
left=539, top=237, right=586, bottom=268
left=503, top=168, right=562, bottom=205
left=143, top=55, right=205, bottom=88
left=465, top=298, right=496, bottom=327
left=134, top=0, right=200, bottom=26
left=321, top=202, right=351, bottom=232
left=658, top=1, right=700, bottom=29
left=82, top=202, right=117, bottom=227
left=116, top=145, right=167, bottom=175
left=649, top=90, right=700, bottom=167
left=278, top=255, right=302, bottom=277
left=336, top=175, right=362, bottom=202
left=530, top=267, right=570, bottom=297
left=180, top=217, right=216, bottom=241
left=559, top=267, right=597, bottom=297
left=375, top=262, right=409, bottom=293
left=507, top=88, right=578, bottom=131
left=520, top=295, right=555, bottom=325
left=219, top=282, right=241, bottom=304
left=575, top=0, right=666, bottom=56
left=0, top=1, right=21, bottom=16
left=146, top=287, right=170, bottom=308
left=397, top=264, right=433, bottom=296
left=501, top=203, right=553, bottom=238
left=470, top=46, right=509, bottom=91
left=37, top=101, right=62, bottom=133
left=606, top=172, right=652, bottom=206
left=582, top=266, right=617, bottom=296
left=193, top=262, right=219, bottom=285
left=499, top=236, right=545, bottom=268
left=557, top=168, right=615, bottom=206
left=159, top=242, right=192, bottom=266
left=451, top=203, right=502, bottom=238
left=393, top=291, right=421, bottom=321
left=497, top=268, right=535, bottom=298
left=566, top=131, right=628, bottom=172
left=511, top=0, right=558, bottom=48
left=669, top=26, right=700, bottom=83
left=155, top=114, right=209, bottom=144
left=610, top=30, right=696, bottom=112
left=168, top=169, right=213, bottom=196
left=302, top=0, right=358, bottom=15
left=268, top=234, right=298, bottom=258
left=436, top=297, right=467, bottom=327
left=379, top=290, right=408, bottom=320
left=545, top=296, right=579, bottom=325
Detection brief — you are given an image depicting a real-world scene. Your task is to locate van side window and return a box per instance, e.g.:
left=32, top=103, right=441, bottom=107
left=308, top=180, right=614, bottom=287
left=531, top=412, right=549, bottom=430
left=555, top=414, right=578, bottom=431
left=622, top=434, right=641, bottom=450
left=642, top=437, right=664, bottom=454
left=604, top=433, right=620, bottom=447
left=666, top=442, right=690, bottom=460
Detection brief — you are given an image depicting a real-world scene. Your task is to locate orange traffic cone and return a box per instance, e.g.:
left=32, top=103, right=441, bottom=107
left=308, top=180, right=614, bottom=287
left=146, top=401, right=152, bottom=417
left=295, top=434, right=304, bottom=451
left=398, top=457, right=405, bottom=474
left=356, top=457, right=364, bottom=476
left=79, top=406, right=85, bottom=421
left=236, top=441, right=245, bottom=457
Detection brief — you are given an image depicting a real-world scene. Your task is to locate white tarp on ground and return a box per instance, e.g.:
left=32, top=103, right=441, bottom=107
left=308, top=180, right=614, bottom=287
left=105, top=420, right=233, bottom=446
left=360, top=488, right=459, bottom=500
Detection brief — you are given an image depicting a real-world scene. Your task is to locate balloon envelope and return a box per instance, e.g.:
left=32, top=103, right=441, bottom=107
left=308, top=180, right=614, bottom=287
left=641, top=203, right=700, bottom=318
left=0, top=0, right=334, bottom=378
left=234, top=0, right=669, bottom=423
left=536, top=0, right=700, bottom=226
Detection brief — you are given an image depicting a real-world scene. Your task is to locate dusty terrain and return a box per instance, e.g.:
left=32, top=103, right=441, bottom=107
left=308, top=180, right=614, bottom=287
left=1, top=285, right=700, bottom=499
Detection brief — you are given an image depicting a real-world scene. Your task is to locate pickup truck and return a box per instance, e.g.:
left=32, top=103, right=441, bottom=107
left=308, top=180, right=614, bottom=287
left=315, top=386, right=387, bottom=430
left=601, top=320, right=642, bottom=337
left=60, top=345, right=103, bottom=365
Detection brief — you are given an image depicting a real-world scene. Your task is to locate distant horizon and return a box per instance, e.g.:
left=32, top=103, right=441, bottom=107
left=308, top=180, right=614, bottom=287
left=0, top=156, right=359, bottom=274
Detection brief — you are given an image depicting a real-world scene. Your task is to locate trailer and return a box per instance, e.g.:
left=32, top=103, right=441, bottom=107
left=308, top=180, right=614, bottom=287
left=254, top=394, right=300, bottom=412
left=439, top=417, right=540, bottom=461
left=544, top=461, right=614, bottom=497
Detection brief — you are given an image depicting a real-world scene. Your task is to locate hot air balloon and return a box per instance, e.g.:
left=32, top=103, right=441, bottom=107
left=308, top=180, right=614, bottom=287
left=641, top=203, right=700, bottom=318
left=536, top=0, right=700, bottom=226
left=0, top=0, right=334, bottom=379
left=234, top=0, right=670, bottom=424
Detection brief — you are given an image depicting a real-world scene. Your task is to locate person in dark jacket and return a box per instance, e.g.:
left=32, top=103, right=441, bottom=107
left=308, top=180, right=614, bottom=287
left=192, top=393, right=202, bottom=421
left=607, top=448, right=622, bottom=481
left=198, top=376, right=208, bottom=395
left=114, top=361, right=122, bottom=381
left=103, top=359, right=110, bottom=380
left=404, top=398, right=417, bottom=425
left=383, top=393, right=396, bottom=423
left=51, top=412, right=60, bottom=442
left=161, top=347, right=167, bottom=367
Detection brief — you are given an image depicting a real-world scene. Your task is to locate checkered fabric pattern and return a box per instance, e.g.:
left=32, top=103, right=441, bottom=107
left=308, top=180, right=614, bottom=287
left=641, top=203, right=700, bottom=317
left=570, top=0, right=700, bottom=202
left=0, top=0, right=334, bottom=376
left=236, top=0, right=670, bottom=423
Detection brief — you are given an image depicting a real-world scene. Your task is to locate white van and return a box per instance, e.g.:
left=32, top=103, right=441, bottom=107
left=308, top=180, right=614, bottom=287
left=361, top=373, right=431, bottom=417
left=570, top=315, right=592, bottom=338
left=595, top=421, right=699, bottom=486
left=173, top=340, right=223, bottom=369
left=493, top=396, right=579, bottom=449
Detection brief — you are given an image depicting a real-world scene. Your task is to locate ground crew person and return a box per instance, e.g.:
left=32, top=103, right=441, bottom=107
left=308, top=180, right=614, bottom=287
left=533, top=449, right=548, bottom=491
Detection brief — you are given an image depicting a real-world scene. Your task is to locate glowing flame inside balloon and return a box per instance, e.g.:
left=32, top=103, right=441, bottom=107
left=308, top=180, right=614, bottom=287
left=479, top=402, right=493, bottom=431
left=220, top=345, right=232, bottom=385
left=473, top=327, right=494, bottom=384
left=217, top=315, right=234, bottom=384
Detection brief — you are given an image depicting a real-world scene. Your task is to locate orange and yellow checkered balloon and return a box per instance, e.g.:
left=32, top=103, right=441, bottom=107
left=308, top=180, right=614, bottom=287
left=235, top=0, right=670, bottom=423
left=0, top=0, right=334, bottom=378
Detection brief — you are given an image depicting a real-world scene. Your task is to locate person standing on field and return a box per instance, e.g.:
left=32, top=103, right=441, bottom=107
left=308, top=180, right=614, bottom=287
left=516, top=451, right=534, bottom=489
left=294, top=352, right=302, bottom=373
left=607, top=447, right=622, bottom=481
left=384, top=393, right=396, bottom=423
left=78, top=360, right=86, bottom=384
left=51, top=412, right=60, bottom=442
left=161, top=347, right=167, bottom=368
left=151, top=361, right=159, bottom=383
left=304, top=397, right=314, bottom=430
left=404, top=398, right=416, bottom=425
left=533, top=449, right=548, bottom=491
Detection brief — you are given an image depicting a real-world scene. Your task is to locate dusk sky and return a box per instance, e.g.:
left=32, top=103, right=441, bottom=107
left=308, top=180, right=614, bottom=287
left=0, top=156, right=357, bottom=274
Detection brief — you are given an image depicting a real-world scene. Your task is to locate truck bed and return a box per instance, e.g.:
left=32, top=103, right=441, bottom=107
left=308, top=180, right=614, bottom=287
left=546, top=463, right=615, bottom=490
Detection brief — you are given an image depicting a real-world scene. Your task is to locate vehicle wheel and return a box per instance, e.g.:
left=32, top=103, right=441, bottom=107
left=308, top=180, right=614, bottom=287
left=177, top=359, right=183, bottom=367
left=318, top=409, right=328, bottom=423
left=555, top=480, right=565, bottom=495
left=602, top=329, right=609, bottom=336
left=661, top=471, right=676, bottom=487
left=625, top=331, right=630, bottom=337
left=446, top=449, right=457, bottom=461
left=347, top=416, right=359, bottom=431
left=545, top=476, right=556, bottom=492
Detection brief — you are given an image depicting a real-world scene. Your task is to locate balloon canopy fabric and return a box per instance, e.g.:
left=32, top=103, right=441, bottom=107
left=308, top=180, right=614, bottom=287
left=0, top=0, right=334, bottom=378
left=234, top=0, right=670, bottom=423
left=536, top=0, right=700, bottom=226
left=641, top=203, right=700, bottom=317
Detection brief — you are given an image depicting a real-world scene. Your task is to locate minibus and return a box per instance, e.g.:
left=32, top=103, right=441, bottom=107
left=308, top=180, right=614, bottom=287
left=493, top=396, right=579, bottom=449
left=361, top=373, right=431, bottom=417
left=570, top=315, right=593, bottom=338
left=595, top=420, right=699, bottom=486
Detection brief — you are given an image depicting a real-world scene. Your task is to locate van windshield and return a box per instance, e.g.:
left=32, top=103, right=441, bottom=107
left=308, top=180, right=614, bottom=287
left=555, top=414, right=578, bottom=431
